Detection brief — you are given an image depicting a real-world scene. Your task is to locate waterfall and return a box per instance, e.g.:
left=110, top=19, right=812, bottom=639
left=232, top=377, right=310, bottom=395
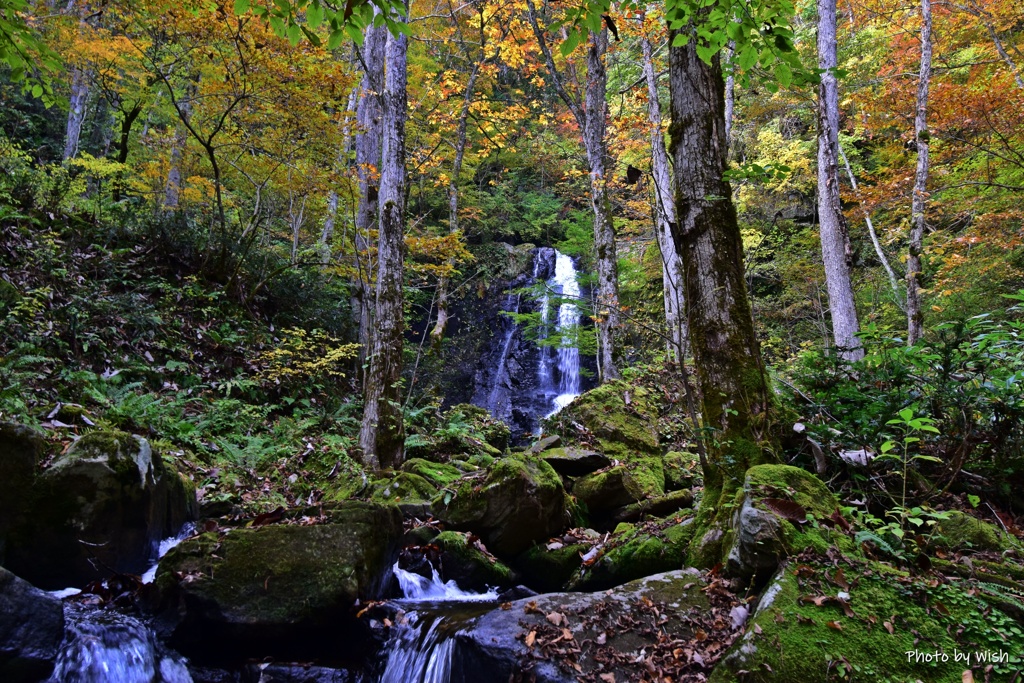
left=378, top=564, right=497, bottom=683
left=548, top=251, right=582, bottom=414
left=482, top=289, right=522, bottom=421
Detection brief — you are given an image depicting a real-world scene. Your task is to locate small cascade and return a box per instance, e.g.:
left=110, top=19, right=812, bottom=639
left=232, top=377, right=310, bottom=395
left=52, top=603, right=192, bottom=683
left=481, top=288, right=522, bottom=422
left=142, top=522, right=196, bottom=584
left=378, top=563, right=497, bottom=683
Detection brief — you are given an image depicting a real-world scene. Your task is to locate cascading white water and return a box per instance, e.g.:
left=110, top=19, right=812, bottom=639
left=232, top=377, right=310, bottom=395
left=549, top=251, right=582, bottom=414
left=379, top=563, right=497, bottom=683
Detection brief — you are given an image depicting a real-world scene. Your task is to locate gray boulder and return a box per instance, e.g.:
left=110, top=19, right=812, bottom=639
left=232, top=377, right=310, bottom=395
left=540, top=447, right=610, bottom=477
left=0, top=567, right=65, bottom=682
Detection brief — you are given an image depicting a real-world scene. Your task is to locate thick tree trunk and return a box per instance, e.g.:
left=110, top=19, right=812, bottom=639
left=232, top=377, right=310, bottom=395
left=907, top=0, right=932, bottom=345
left=641, top=36, right=686, bottom=361
left=668, top=29, right=777, bottom=565
left=583, top=28, right=620, bottom=381
left=359, top=18, right=408, bottom=471
left=353, top=24, right=386, bottom=374
left=817, top=0, right=864, bottom=361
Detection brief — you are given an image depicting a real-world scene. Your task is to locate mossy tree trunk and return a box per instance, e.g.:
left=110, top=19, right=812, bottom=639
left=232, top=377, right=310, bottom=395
left=668, top=26, right=778, bottom=564
left=359, top=13, right=407, bottom=471
left=907, top=0, right=932, bottom=345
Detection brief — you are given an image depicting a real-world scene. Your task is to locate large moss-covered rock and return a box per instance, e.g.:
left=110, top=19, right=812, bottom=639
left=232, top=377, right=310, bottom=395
left=0, top=567, right=65, bottom=683
left=153, top=501, right=402, bottom=655
left=549, top=380, right=660, bottom=460
left=572, top=459, right=665, bottom=517
left=401, top=458, right=463, bottom=488
left=0, top=422, right=45, bottom=566
left=432, top=531, right=517, bottom=591
left=723, top=465, right=849, bottom=583
left=370, top=472, right=438, bottom=516
left=711, top=558, right=1024, bottom=683
left=515, top=543, right=587, bottom=593
left=6, top=430, right=198, bottom=588
left=664, top=450, right=700, bottom=491
left=571, top=515, right=696, bottom=590
left=540, top=447, right=610, bottom=477
left=433, top=454, right=566, bottom=558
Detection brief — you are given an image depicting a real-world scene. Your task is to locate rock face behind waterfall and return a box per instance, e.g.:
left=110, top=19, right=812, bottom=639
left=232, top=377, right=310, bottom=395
left=4, top=429, right=198, bottom=589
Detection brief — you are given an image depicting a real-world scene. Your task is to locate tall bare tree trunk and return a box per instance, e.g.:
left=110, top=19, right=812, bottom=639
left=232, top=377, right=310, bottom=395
left=320, top=87, right=360, bottom=257
left=641, top=35, right=686, bottom=361
left=668, top=25, right=777, bottom=566
left=359, top=16, right=408, bottom=471
left=164, top=87, right=193, bottom=209
left=584, top=28, right=620, bottom=380
left=353, top=23, right=386, bottom=375
left=526, top=1, right=619, bottom=380
left=64, top=70, right=90, bottom=160
left=817, top=0, right=864, bottom=361
left=907, top=0, right=932, bottom=345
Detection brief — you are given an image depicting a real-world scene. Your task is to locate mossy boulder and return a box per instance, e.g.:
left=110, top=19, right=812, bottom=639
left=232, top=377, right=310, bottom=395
left=406, top=404, right=511, bottom=463
left=932, top=510, right=1015, bottom=552
left=152, top=501, right=402, bottom=653
left=515, top=543, right=587, bottom=593
left=432, top=454, right=566, bottom=558
left=611, top=488, right=694, bottom=523
left=664, top=450, right=700, bottom=491
left=549, top=380, right=660, bottom=460
left=573, top=459, right=665, bottom=517
left=0, top=422, right=45, bottom=566
left=723, top=465, right=849, bottom=583
left=571, top=515, right=696, bottom=591
left=401, top=458, right=462, bottom=488
left=711, top=558, right=1024, bottom=683
left=541, top=447, right=611, bottom=477
left=370, top=472, right=437, bottom=505
left=432, top=531, right=517, bottom=592
left=6, top=430, right=198, bottom=589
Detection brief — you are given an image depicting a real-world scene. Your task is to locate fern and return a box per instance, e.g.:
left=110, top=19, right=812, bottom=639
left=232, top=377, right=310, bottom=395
left=854, top=529, right=901, bottom=559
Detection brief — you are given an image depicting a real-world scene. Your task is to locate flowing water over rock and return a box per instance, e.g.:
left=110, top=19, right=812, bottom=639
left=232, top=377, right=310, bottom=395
left=471, top=247, right=589, bottom=439
left=378, top=565, right=498, bottom=683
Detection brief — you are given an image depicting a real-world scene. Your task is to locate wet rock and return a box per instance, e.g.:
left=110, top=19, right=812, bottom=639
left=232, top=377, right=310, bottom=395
left=0, top=422, right=45, bottom=566
left=451, top=569, right=726, bottom=683
left=152, top=501, right=402, bottom=659
left=540, top=447, right=609, bottom=477
left=0, top=567, right=64, bottom=683
left=433, top=454, right=566, bottom=558
left=6, top=430, right=198, bottom=589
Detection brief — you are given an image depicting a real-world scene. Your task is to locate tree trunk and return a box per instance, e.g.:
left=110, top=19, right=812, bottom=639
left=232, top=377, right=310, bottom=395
left=817, top=0, right=864, bottom=361
left=907, top=0, right=932, bottom=345
left=583, top=28, right=620, bottom=381
left=724, top=40, right=735, bottom=146
left=668, top=28, right=777, bottom=565
left=164, top=85, right=194, bottom=209
left=353, top=24, right=386, bottom=374
left=320, top=87, right=360, bottom=257
left=641, top=35, right=686, bottom=362
left=359, top=18, right=408, bottom=471
left=64, top=66, right=91, bottom=160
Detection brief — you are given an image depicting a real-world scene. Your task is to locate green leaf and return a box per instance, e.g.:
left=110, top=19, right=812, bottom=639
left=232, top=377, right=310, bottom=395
left=560, top=29, right=582, bottom=56
left=899, top=407, right=914, bottom=421
left=307, top=4, right=324, bottom=29
left=968, top=494, right=980, bottom=508
left=345, top=23, right=363, bottom=45
left=233, top=0, right=251, bottom=13
left=287, top=23, right=302, bottom=46
left=328, top=28, right=347, bottom=49
left=775, top=61, right=792, bottom=88
left=881, top=441, right=895, bottom=453
left=301, top=25, right=322, bottom=46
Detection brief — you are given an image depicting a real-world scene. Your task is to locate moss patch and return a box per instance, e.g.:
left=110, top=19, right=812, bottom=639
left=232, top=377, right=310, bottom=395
left=549, top=380, right=661, bottom=460
left=933, top=510, right=1015, bottom=552
left=401, top=458, right=462, bottom=487
left=370, top=472, right=437, bottom=504
left=711, top=558, right=1024, bottom=683
left=433, top=530, right=516, bottom=590
left=573, top=514, right=696, bottom=590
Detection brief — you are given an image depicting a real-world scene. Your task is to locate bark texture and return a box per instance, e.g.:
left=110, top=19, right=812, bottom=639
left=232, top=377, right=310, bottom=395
left=907, top=0, right=932, bottom=345
left=359, top=20, right=408, bottom=471
left=353, top=24, right=386, bottom=372
left=641, top=36, right=686, bottom=361
left=668, top=30, right=777, bottom=563
left=817, top=0, right=864, bottom=361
